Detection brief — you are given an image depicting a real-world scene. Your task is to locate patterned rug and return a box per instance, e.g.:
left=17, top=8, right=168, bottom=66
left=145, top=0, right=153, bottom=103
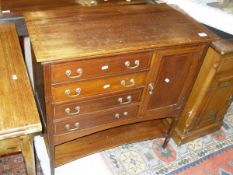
left=0, top=154, right=43, bottom=175
left=102, top=103, right=233, bottom=175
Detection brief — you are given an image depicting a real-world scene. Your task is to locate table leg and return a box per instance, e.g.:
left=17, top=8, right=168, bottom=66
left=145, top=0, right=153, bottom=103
left=20, top=135, right=36, bottom=175
left=162, top=117, right=179, bottom=148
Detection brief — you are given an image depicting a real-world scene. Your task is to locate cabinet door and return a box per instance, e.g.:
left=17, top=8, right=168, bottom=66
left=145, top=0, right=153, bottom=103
left=190, top=76, right=233, bottom=131
left=144, top=46, right=205, bottom=119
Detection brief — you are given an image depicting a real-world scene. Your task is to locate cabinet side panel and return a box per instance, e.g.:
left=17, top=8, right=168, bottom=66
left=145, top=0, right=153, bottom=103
left=172, top=47, right=222, bottom=144
left=32, top=48, right=46, bottom=128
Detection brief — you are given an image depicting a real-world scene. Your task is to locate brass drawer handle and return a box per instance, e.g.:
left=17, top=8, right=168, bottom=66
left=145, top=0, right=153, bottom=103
left=124, top=60, right=140, bottom=69
left=65, top=106, right=80, bottom=115
left=114, top=111, right=128, bottom=119
left=121, top=78, right=135, bottom=88
left=65, top=88, right=81, bottom=97
left=65, top=68, right=83, bottom=79
left=118, top=96, right=132, bottom=105
left=65, top=122, right=80, bottom=132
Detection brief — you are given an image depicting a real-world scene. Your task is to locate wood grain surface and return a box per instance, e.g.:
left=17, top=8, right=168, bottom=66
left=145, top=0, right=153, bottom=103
left=53, top=88, right=142, bottom=120
left=0, top=24, right=41, bottom=139
left=50, top=51, right=152, bottom=84
left=54, top=104, right=139, bottom=141
left=173, top=43, right=233, bottom=145
left=24, top=4, right=216, bottom=63
left=51, top=72, right=147, bottom=103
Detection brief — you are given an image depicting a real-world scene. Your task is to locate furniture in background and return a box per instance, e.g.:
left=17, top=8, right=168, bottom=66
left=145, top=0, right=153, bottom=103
left=0, top=24, right=42, bottom=175
left=172, top=38, right=233, bottom=144
left=22, top=4, right=215, bottom=174
left=161, top=0, right=233, bottom=145
left=0, top=0, right=146, bottom=13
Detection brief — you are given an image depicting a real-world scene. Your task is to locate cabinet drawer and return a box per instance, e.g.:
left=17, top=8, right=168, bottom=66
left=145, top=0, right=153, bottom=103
left=51, top=72, right=146, bottom=103
left=50, top=52, right=152, bottom=84
left=54, top=105, right=139, bottom=135
left=53, top=89, right=142, bottom=120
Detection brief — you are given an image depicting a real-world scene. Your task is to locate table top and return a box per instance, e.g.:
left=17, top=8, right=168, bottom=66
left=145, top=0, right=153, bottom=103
left=23, top=4, right=216, bottom=63
left=0, top=24, right=41, bottom=140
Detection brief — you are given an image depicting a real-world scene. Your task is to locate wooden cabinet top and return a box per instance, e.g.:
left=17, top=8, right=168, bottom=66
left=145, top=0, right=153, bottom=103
left=24, top=4, right=217, bottom=63
left=211, top=39, right=233, bottom=55
left=0, top=24, right=41, bottom=139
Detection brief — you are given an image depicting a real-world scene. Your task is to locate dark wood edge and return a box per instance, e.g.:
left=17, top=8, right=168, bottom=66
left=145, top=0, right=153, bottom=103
left=211, top=39, right=233, bottom=55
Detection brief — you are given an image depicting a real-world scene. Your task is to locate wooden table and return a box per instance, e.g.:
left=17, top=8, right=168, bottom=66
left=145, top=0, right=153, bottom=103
left=0, top=24, right=42, bottom=175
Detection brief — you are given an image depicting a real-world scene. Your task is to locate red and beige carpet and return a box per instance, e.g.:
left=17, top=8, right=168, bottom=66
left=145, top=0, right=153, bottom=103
left=0, top=105, right=233, bottom=175
left=0, top=154, right=43, bottom=175
left=102, top=104, right=233, bottom=175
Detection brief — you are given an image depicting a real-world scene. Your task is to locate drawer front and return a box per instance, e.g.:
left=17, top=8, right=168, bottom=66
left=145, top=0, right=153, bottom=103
left=53, top=89, right=142, bottom=120
left=50, top=52, right=152, bottom=84
left=51, top=72, right=146, bottom=103
left=54, top=105, right=139, bottom=135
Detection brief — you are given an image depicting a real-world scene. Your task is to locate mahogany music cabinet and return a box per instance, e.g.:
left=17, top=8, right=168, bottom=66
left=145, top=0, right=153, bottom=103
left=23, top=4, right=216, bottom=173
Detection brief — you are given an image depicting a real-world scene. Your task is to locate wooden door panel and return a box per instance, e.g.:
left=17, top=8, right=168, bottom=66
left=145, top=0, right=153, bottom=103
left=191, top=76, right=233, bottom=130
left=147, top=53, right=194, bottom=109
left=145, top=46, right=204, bottom=117
left=217, top=55, right=233, bottom=74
